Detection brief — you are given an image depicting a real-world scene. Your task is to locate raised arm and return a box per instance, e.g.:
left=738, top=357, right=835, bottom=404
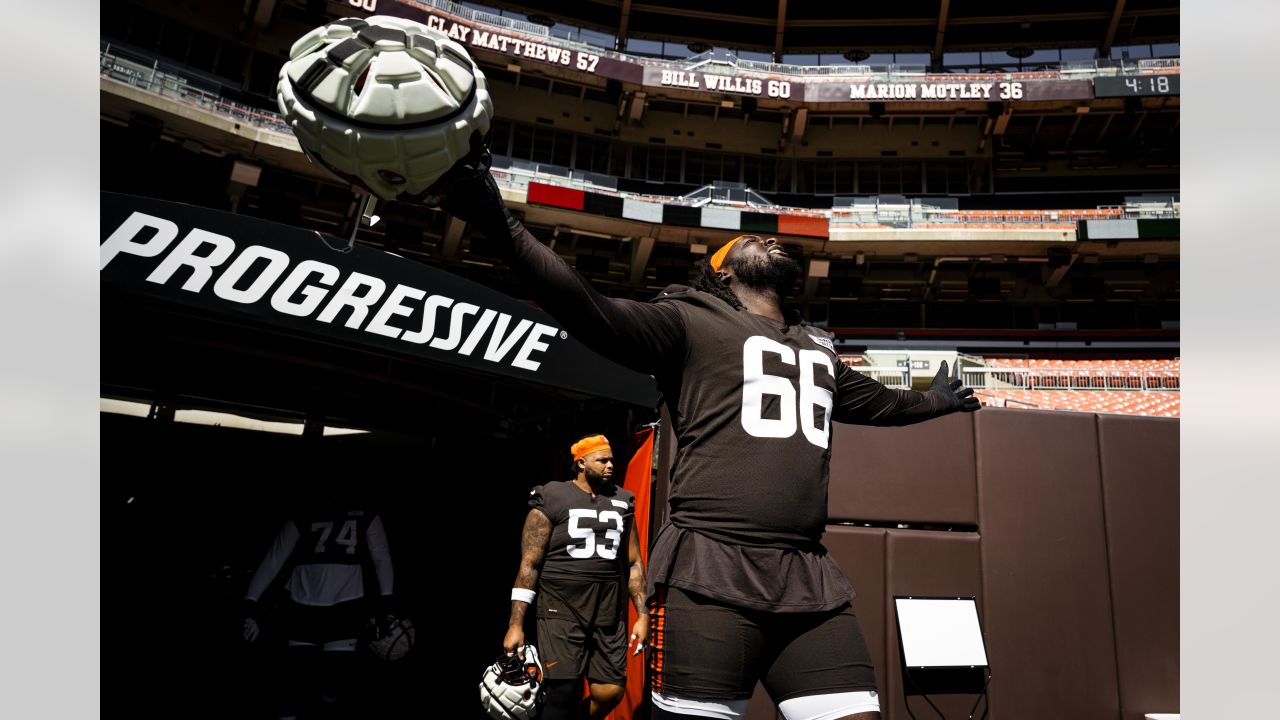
left=503, top=508, right=553, bottom=653
left=436, top=150, right=685, bottom=374
left=833, top=360, right=981, bottom=427
left=625, top=521, right=649, bottom=655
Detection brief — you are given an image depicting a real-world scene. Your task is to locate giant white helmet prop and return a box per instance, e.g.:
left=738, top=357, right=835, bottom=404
left=277, top=15, right=494, bottom=202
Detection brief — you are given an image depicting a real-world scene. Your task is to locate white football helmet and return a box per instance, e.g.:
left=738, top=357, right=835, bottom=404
left=479, top=644, right=546, bottom=720
left=363, top=614, right=415, bottom=661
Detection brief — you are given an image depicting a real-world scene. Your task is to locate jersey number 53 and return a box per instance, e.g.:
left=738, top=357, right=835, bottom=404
left=565, top=509, right=624, bottom=560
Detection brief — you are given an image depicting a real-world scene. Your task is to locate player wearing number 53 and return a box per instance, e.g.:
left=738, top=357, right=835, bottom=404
left=440, top=153, right=980, bottom=720
left=502, top=434, right=649, bottom=720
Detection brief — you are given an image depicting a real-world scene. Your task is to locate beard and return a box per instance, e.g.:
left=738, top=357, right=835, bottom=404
left=584, top=466, right=611, bottom=485
left=731, top=252, right=802, bottom=296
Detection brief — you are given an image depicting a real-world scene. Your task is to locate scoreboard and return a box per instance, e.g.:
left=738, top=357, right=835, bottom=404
left=1094, top=75, right=1180, bottom=97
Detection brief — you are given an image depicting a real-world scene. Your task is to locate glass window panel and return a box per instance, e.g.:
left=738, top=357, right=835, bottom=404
left=490, top=118, right=512, bottom=157
left=668, top=148, right=684, bottom=182
left=948, top=161, right=969, bottom=193
left=611, top=141, right=627, bottom=176
left=1112, top=44, right=1152, bottom=59
left=834, top=160, right=854, bottom=195
left=782, top=53, right=820, bottom=66
left=215, top=43, right=245, bottom=79
left=573, top=136, right=592, bottom=170
left=925, top=162, right=947, bottom=194
left=1151, top=43, right=1180, bottom=58
left=795, top=160, right=813, bottom=194
left=901, top=161, right=923, bottom=195
left=1027, top=48, right=1061, bottom=65
left=759, top=157, right=777, bottom=192
left=511, top=123, right=534, bottom=160
left=1060, top=47, right=1098, bottom=61
left=857, top=162, right=878, bottom=194
left=158, top=22, right=191, bottom=62
left=187, top=31, right=219, bottom=73
left=814, top=160, right=834, bottom=195
left=630, top=146, right=649, bottom=178
left=880, top=162, right=901, bottom=193
left=743, top=156, right=760, bottom=188
left=626, top=38, right=664, bottom=56
left=129, top=9, right=163, bottom=50
left=893, top=53, right=930, bottom=66
left=529, top=127, right=553, bottom=163
left=943, top=52, right=981, bottom=68
left=580, top=29, right=615, bottom=49
left=723, top=154, right=742, bottom=183
left=551, top=130, right=572, bottom=167
left=592, top=138, right=612, bottom=174
left=686, top=151, right=705, bottom=185
left=979, top=50, right=1014, bottom=69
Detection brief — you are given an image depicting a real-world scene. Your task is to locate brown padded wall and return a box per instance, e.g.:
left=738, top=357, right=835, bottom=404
left=1097, top=415, right=1179, bottom=719
left=975, top=408, right=1120, bottom=719
left=885, top=530, right=984, bottom=720
left=823, top=526, right=889, bottom=688
left=829, top=412, right=978, bottom=525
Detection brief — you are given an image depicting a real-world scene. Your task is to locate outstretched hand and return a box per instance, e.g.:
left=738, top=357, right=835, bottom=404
left=419, top=130, right=495, bottom=211
left=928, top=361, right=981, bottom=413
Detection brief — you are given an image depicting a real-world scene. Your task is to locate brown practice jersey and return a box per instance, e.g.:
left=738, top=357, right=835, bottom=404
left=532, top=480, right=636, bottom=583
left=498, top=226, right=960, bottom=610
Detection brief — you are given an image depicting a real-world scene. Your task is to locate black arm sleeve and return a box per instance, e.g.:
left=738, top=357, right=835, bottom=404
left=443, top=171, right=686, bottom=374
left=831, top=362, right=958, bottom=427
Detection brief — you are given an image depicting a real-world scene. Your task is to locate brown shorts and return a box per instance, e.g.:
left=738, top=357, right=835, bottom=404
left=649, top=585, right=878, bottom=703
left=536, top=576, right=628, bottom=685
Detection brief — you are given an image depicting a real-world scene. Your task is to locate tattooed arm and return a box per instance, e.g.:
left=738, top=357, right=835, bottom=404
left=626, top=522, right=650, bottom=655
left=503, top=508, right=553, bottom=653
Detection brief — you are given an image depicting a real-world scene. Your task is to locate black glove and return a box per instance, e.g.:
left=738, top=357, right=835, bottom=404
left=419, top=129, right=493, bottom=208
left=928, top=361, right=981, bottom=413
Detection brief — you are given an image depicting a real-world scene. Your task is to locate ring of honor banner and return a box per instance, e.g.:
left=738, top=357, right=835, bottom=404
left=381, top=2, right=1098, bottom=104
left=100, top=192, right=659, bottom=408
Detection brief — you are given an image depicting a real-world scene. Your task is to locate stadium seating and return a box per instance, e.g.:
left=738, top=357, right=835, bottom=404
left=977, top=389, right=1180, bottom=417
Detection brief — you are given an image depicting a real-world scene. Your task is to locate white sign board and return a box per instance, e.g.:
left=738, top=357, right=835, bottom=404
left=895, top=598, right=989, bottom=668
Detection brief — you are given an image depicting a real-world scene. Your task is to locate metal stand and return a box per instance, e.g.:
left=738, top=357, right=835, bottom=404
left=895, top=595, right=992, bottom=720
left=322, top=192, right=380, bottom=254
left=902, top=666, right=990, bottom=720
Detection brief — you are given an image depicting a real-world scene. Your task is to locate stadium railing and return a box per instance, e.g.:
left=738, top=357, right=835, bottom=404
left=845, top=366, right=912, bottom=390
left=100, top=41, right=292, bottom=134
left=99, top=43, right=1181, bottom=232
left=961, top=366, right=1180, bottom=392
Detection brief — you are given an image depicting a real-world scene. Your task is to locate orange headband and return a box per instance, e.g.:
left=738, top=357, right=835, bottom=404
left=570, top=435, right=611, bottom=462
left=709, top=235, right=751, bottom=272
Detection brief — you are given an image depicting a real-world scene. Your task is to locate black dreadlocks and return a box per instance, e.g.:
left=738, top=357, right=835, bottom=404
left=691, top=256, right=744, bottom=311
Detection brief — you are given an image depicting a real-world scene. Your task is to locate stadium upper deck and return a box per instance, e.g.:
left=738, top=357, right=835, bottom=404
left=100, top=0, right=1178, bottom=342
